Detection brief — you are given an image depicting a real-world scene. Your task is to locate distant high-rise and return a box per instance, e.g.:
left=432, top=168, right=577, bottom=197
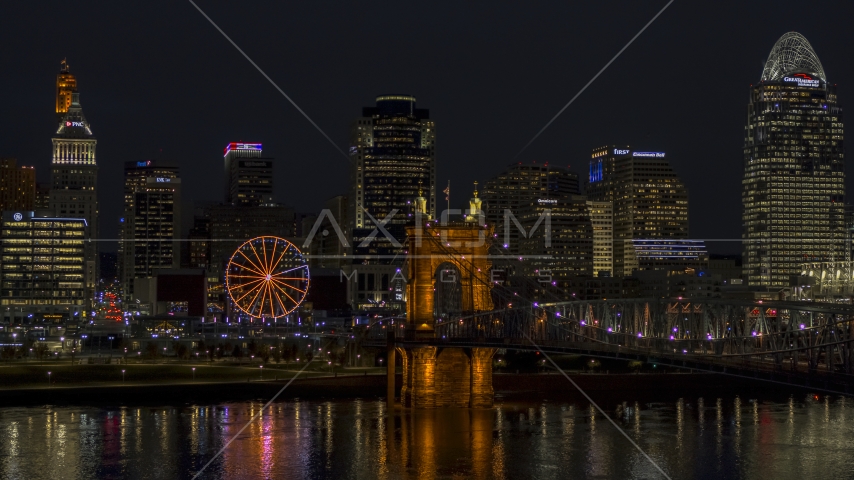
left=223, top=143, right=273, bottom=206
left=742, top=32, right=845, bottom=287
left=586, top=200, right=613, bottom=277
left=0, top=158, right=35, bottom=211
left=350, top=95, right=436, bottom=232
left=120, top=160, right=181, bottom=301
left=518, top=195, right=594, bottom=279
left=56, top=59, right=76, bottom=120
left=49, top=91, right=98, bottom=308
left=482, top=163, right=579, bottom=255
left=587, top=146, right=697, bottom=276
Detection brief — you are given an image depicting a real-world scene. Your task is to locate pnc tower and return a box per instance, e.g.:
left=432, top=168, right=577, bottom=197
left=742, top=32, right=845, bottom=287
left=49, top=91, right=98, bottom=308
left=56, top=59, right=76, bottom=120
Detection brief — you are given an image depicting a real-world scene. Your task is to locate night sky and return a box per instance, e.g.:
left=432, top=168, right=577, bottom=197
left=3, top=1, right=853, bottom=254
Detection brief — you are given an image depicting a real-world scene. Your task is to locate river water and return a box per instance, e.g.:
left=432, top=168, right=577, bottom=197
left=0, top=392, right=852, bottom=479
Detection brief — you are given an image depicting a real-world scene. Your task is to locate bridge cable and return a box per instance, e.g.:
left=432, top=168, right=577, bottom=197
left=191, top=358, right=316, bottom=479
left=523, top=333, right=673, bottom=480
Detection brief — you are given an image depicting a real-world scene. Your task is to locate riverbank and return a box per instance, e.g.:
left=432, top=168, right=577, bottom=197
left=0, top=369, right=808, bottom=406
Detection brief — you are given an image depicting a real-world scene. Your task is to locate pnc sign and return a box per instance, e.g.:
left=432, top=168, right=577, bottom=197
left=65, top=121, right=85, bottom=128
left=783, top=73, right=820, bottom=88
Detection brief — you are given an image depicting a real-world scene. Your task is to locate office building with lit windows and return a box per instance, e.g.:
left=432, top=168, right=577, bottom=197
left=0, top=158, right=35, bottom=211
left=224, top=143, right=273, bottom=207
left=350, top=95, right=435, bottom=243
left=586, top=200, right=613, bottom=277
left=49, top=91, right=98, bottom=309
left=742, top=32, right=845, bottom=287
left=117, top=160, right=181, bottom=302
left=120, top=161, right=182, bottom=302
left=0, top=211, right=87, bottom=323
left=587, top=146, right=699, bottom=276
left=518, top=196, right=594, bottom=279
left=482, top=163, right=579, bottom=255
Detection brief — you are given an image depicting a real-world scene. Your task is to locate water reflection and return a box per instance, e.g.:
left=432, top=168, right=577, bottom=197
left=0, top=394, right=853, bottom=479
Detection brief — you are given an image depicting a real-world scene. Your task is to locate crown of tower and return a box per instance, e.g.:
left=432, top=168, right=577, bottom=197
left=761, top=32, right=826, bottom=82
left=56, top=92, right=94, bottom=138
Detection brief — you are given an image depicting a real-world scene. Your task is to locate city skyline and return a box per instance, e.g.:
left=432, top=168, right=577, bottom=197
left=3, top=2, right=854, bottom=255
left=3, top=5, right=854, bottom=478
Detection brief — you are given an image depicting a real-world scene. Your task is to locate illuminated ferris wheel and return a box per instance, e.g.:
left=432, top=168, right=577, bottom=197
left=225, top=236, right=310, bottom=319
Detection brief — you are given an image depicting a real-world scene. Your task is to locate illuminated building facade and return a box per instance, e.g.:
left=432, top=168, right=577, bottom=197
left=56, top=59, right=76, bottom=120
left=117, top=160, right=180, bottom=302
left=350, top=95, right=435, bottom=234
left=0, top=211, right=87, bottom=322
left=587, top=146, right=693, bottom=276
left=742, top=32, right=845, bottom=287
left=0, top=158, right=35, bottom=211
left=624, top=239, right=709, bottom=273
left=49, top=92, right=97, bottom=309
left=518, top=196, right=594, bottom=279
left=223, top=143, right=273, bottom=207
left=482, top=163, right=579, bottom=255
left=120, top=161, right=181, bottom=302
left=586, top=200, right=613, bottom=277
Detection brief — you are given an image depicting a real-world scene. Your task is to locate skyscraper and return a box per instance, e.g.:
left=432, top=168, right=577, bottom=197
left=0, top=158, right=35, bottom=211
left=56, top=59, right=76, bottom=120
left=49, top=91, right=98, bottom=308
left=223, top=143, right=273, bottom=206
left=586, top=200, right=614, bottom=277
left=481, top=162, right=579, bottom=255
left=742, top=32, right=845, bottom=287
left=350, top=95, right=436, bottom=233
left=587, top=146, right=699, bottom=276
left=518, top=195, right=594, bottom=279
left=119, top=161, right=181, bottom=301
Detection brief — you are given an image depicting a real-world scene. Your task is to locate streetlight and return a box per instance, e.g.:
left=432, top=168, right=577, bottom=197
left=259, top=365, right=263, bottom=380
left=122, top=369, right=125, bottom=383
left=47, top=371, right=51, bottom=387
left=192, top=367, right=196, bottom=381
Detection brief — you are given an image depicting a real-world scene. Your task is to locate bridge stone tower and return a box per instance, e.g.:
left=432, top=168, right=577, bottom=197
left=396, top=203, right=496, bottom=408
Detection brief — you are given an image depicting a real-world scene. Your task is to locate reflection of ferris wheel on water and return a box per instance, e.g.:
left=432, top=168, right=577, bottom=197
left=225, top=236, right=310, bottom=319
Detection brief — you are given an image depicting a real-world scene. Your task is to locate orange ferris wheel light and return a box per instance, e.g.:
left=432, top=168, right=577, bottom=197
left=225, top=236, right=310, bottom=319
